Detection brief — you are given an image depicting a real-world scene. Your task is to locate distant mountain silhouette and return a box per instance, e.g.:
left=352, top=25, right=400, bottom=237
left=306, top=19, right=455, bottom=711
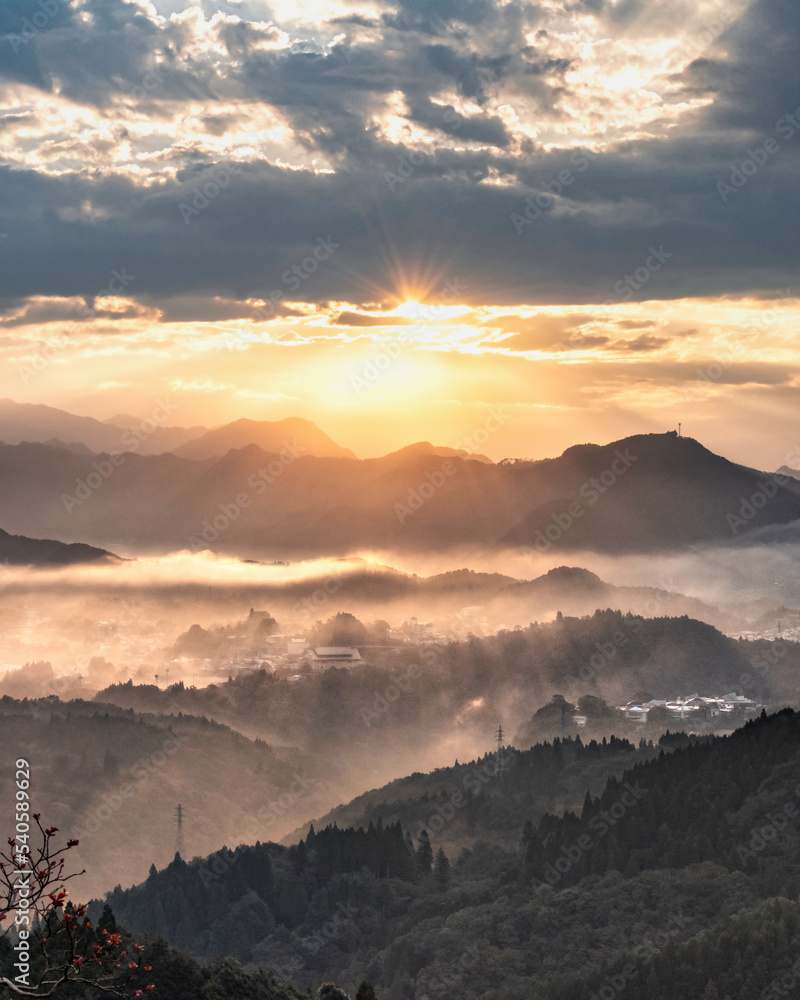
left=500, top=432, right=800, bottom=552
left=0, top=398, right=203, bottom=455
left=0, top=431, right=797, bottom=556
left=0, top=526, right=117, bottom=565
left=171, top=416, right=357, bottom=460
left=380, top=441, right=493, bottom=464
left=494, top=565, right=731, bottom=629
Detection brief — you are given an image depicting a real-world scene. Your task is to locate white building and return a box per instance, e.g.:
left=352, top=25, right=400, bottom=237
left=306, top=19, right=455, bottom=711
left=306, top=647, right=363, bottom=669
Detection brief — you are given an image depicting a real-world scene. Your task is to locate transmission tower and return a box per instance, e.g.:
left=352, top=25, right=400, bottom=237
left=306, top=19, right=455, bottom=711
left=496, top=725, right=506, bottom=775
left=175, top=803, right=186, bottom=858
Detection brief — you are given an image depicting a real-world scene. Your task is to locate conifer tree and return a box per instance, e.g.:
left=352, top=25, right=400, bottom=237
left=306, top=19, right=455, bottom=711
left=434, top=847, right=450, bottom=885
left=416, top=830, right=433, bottom=874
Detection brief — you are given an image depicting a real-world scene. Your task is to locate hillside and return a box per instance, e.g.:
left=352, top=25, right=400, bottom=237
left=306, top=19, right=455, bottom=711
left=95, top=614, right=800, bottom=797
left=0, top=525, right=118, bottom=565
left=172, top=417, right=357, bottom=461
left=0, top=697, right=334, bottom=902
left=0, top=397, right=203, bottom=455
left=0, top=432, right=797, bottom=556
left=99, top=709, right=800, bottom=1000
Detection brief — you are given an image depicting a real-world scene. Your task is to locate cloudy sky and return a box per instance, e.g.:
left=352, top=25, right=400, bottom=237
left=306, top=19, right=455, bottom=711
left=0, top=0, right=798, bottom=466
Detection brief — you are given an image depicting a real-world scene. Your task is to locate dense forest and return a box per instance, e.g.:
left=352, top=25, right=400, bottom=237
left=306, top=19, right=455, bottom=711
left=99, top=709, right=800, bottom=1000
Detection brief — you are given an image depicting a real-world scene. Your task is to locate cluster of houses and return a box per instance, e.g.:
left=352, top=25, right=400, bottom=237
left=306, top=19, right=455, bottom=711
left=618, top=692, right=761, bottom=724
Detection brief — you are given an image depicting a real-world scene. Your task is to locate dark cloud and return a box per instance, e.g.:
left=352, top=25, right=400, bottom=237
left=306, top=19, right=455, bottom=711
left=406, top=98, right=511, bottom=146
left=334, top=312, right=414, bottom=327
left=610, top=334, right=670, bottom=352
left=492, top=314, right=609, bottom=351
left=0, top=0, right=797, bottom=308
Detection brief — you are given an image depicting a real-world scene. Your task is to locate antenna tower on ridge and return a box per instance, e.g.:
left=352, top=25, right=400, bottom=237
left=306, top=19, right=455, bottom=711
left=175, top=803, right=186, bottom=858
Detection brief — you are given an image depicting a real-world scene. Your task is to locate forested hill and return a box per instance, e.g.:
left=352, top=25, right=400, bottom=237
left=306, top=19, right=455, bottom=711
left=100, top=710, right=800, bottom=1000
left=98, top=611, right=800, bottom=768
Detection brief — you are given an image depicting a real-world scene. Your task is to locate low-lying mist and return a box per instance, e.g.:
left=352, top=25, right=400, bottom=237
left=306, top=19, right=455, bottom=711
left=1, top=538, right=799, bottom=701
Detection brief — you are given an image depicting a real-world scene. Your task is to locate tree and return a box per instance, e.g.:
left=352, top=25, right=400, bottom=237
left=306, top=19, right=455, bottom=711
left=356, top=983, right=377, bottom=1000
left=318, top=985, right=351, bottom=1000
left=434, top=848, right=450, bottom=885
left=0, top=814, right=153, bottom=997
left=577, top=695, right=614, bottom=719
left=415, top=831, right=433, bottom=875
left=312, top=613, right=368, bottom=647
